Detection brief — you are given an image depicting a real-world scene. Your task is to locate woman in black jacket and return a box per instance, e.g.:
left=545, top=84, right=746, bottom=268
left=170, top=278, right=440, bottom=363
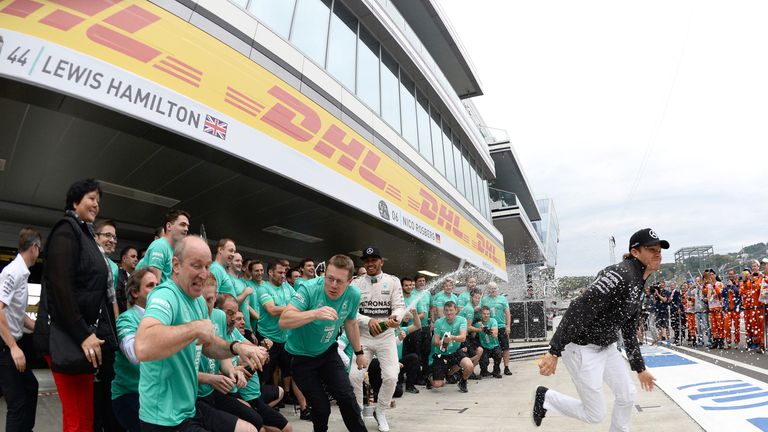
left=37, top=178, right=114, bottom=432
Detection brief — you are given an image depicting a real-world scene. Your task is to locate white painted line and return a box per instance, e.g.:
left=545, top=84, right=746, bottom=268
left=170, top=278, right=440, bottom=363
left=671, top=345, right=768, bottom=377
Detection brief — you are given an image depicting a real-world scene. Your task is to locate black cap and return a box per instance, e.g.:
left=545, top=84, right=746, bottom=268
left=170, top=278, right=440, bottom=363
left=361, top=246, right=382, bottom=260
left=628, top=228, right=669, bottom=252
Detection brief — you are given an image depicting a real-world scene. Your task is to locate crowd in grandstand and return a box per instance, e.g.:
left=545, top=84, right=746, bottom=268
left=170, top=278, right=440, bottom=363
left=639, top=262, right=768, bottom=353
left=0, top=178, right=516, bottom=432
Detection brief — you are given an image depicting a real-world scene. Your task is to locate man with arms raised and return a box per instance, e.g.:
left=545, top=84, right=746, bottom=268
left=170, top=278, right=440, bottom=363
left=533, top=228, right=663, bottom=429
left=135, top=236, right=267, bottom=432
left=349, top=247, right=405, bottom=432
left=136, top=210, right=190, bottom=283
left=280, top=255, right=367, bottom=432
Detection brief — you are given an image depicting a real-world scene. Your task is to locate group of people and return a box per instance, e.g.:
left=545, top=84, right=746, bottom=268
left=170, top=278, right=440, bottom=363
left=0, top=178, right=519, bottom=432
left=639, top=262, right=768, bottom=353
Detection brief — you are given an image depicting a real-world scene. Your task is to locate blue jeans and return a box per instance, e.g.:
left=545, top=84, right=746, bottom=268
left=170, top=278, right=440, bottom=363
left=695, top=312, right=710, bottom=346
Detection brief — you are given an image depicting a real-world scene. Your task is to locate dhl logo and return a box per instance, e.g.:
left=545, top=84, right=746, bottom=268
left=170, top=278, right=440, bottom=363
left=0, top=0, right=505, bottom=270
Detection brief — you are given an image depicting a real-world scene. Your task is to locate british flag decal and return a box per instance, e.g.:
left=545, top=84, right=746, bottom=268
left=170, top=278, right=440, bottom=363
left=203, top=114, right=228, bottom=140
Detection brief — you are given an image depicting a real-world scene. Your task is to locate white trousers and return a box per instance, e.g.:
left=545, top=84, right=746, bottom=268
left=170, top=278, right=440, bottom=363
left=543, top=343, right=637, bottom=432
left=349, top=330, right=399, bottom=412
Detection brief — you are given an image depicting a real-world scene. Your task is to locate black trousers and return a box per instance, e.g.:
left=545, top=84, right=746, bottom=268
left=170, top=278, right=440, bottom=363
left=0, top=341, right=38, bottom=432
left=670, top=311, right=682, bottom=343
left=291, top=344, right=365, bottom=432
left=479, top=346, right=503, bottom=373
left=419, top=328, right=433, bottom=378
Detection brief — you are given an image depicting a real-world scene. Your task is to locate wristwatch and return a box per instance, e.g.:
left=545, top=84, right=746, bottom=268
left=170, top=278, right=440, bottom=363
left=229, top=341, right=240, bottom=355
left=354, top=347, right=364, bottom=356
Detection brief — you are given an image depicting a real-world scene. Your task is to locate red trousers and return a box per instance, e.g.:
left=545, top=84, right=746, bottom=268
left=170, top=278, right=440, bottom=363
left=723, top=311, right=741, bottom=345
left=44, top=355, right=94, bottom=432
left=745, top=307, right=766, bottom=348
left=710, top=310, right=725, bottom=339
left=686, top=313, right=697, bottom=339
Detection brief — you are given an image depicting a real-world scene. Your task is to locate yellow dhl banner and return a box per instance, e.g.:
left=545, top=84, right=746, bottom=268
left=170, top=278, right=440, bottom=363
left=0, top=0, right=505, bottom=273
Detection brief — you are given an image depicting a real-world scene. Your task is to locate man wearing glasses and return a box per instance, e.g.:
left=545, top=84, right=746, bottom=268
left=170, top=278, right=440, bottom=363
left=0, top=228, right=41, bottom=432
left=280, top=254, right=367, bottom=432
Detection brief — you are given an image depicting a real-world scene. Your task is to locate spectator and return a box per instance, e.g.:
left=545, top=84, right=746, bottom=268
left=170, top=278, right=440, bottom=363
left=722, top=271, right=742, bottom=349
left=35, top=178, right=117, bottom=432
left=0, top=227, right=41, bottom=431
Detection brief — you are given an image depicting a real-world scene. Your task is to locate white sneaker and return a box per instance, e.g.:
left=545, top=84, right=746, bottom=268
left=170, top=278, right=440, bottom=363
left=374, top=410, right=390, bottom=432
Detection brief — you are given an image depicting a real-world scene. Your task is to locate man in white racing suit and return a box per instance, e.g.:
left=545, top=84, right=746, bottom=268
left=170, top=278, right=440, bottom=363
left=349, top=246, right=405, bottom=432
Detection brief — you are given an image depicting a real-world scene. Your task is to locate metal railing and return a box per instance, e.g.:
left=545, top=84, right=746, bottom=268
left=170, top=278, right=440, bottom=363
left=489, top=187, right=518, bottom=210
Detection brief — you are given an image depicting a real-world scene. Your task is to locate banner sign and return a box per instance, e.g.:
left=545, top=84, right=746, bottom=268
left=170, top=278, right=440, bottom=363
left=0, top=0, right=506, bottom=278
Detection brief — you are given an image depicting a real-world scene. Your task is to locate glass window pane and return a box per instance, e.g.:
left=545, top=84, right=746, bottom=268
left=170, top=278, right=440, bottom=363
left=442, top=124, right=455, bottom=186
left=453, top=137, right=465, bottom=196
left=357, top=25, right=380, bottom=114
left=247, top=0, right=296, bottom=38
left=400, top=73, right=417, bottom=149
left=462, top=150, right=473, bottom=204
left=326, top=0, right=357, bottom=90
left=380, top=50, right=400, bottom=131
left=416, top=92, right=432, bottom=164
left=430, top=107, right=445, bottom=176
left=482, top=179, right=490, bottom=219
left=290, top=0, right=331, bottom=65
left=473, top=164, right=481, bottom=211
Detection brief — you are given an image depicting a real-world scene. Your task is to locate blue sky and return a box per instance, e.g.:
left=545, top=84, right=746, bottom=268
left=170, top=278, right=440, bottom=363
left=440, top=0, right=768, bottom=276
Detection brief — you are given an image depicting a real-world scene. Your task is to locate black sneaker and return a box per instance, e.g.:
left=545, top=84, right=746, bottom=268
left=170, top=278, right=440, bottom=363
left=457, top=379, right=468, bottom=393
left=504, top=367, right=512, bottom=376
left=405, top=385, right=420, bottom=394
left=300, top=407, right=312, bottom=421
left=480, top=370, right=491, bottom=378
left=446, top=373, right=459, bottom=384
left=426, top=375, right=433, bottom=390
left=493, top=372, right=502, bottom=379
left=532, top=386, right=548, bottom=426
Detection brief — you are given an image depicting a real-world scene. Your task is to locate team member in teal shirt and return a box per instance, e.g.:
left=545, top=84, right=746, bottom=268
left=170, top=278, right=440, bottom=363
left=218, top=295, right=291, bottom=432
left=481, top=281, right=512, bottom=375
left=111, top=268, right=157, bottom=432
left=280, top=255, right=367, bottom=432
left=135, top=209, right=190, bottom=283
left=210, top=238, right=236, bottom=297
left=245, top=261, right=266, bottom=333
left=477, top=306, right=503, bottom=378
left=430, top=301, right=474, bottom=393
left=431, top=278, right=458, bottom=321
left=257, top=260, right=310, bottom=419
left=414, top=274, right=432, bottom=383
left=456, top=276, right=478, bottom=308
left=227, top=252, right=254, bottom=338
left=134, top=236, right=267, bottom=431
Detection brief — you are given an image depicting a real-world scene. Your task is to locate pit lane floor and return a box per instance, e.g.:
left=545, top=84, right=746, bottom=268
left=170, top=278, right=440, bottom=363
left=1, top=357, right=703, bottom=432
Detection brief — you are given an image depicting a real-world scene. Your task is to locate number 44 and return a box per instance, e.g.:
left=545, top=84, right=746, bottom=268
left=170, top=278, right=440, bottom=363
left=7, top=47, right=30, bottom=66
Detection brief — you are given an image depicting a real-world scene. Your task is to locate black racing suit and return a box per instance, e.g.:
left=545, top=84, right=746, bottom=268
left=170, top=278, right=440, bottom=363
left=549, top=257, right=648, bottom=373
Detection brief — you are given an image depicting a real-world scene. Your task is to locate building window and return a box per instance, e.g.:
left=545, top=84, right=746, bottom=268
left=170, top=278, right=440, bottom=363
left=462, top=150, right=473, bottom=205
left=290, top=0, right=331, bottom=66
left=247, top=0, right=296, bottom=38
left=482, top=179, right=490, bottom=219
left=380, top=49, right=401, bottom=131
left=453, top=136, right=465, bottom=197
left=400, top=73, right=418, bottom=150
left=416, top=91, right=432, bottom=164
left=357, top=25, right=380, bottom=114
left=442, top=123, right=455, bottom=187
left=326, top=0, right=357, bottom=91
left=430, top=107, right=445, bottom=176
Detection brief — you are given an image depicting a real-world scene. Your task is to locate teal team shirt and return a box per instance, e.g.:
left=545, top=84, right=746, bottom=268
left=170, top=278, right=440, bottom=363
left=478, top=318, right=500, bottom=349
left=197, top=308, right=228, bottom=398
left=225, top=329, right=263, bottom=401
left=285, top=276, right=360, bottom=357
left=431, top=291, right=458, bottom=312
left=246, top=280, right=264, bottom=331
left=432, top=316, right=467, bottom=355
left=459, top=302, right=480, bottom=325
left=257, top=282, right=288, bottom=343
left=135, top=237, right=173, bottom=283
left=109, top=259, right=119, bottom=293
left=456, top=291, right=470, bottom=308
left=337, top=332, right=354, bottom=374
left=402, top=292, right=427, bottom=327
left=112, top=305, right=143, bottom=400
left=139, top=279, right=209, bottom=426
left=230, top=275, right=252, bottom=331
left=210, top=262, right=235, bottom=297
left=417, top=289, right=431, bottom=322
left=481, top=295, right=510, bottom=327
